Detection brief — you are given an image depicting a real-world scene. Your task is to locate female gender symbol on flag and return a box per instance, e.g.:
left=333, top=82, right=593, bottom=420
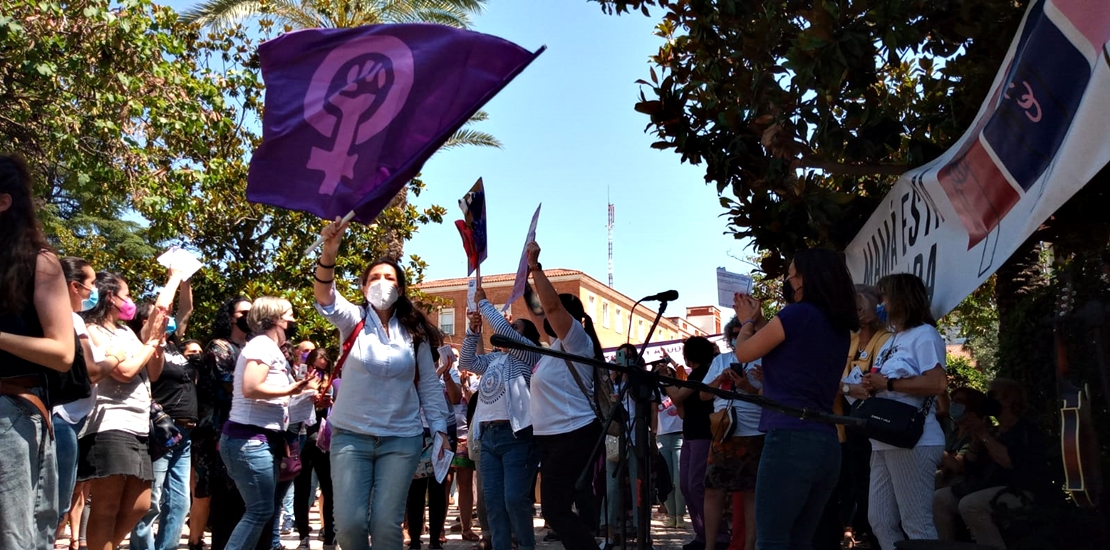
left=247, top=25, right=544, bottom=229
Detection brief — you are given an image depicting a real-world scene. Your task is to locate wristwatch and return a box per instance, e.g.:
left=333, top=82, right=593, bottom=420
left=842, top=383, right=851, bottom=394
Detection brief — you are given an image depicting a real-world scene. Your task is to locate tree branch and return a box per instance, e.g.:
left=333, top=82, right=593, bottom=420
left=791, top=157, right=909, bottom=176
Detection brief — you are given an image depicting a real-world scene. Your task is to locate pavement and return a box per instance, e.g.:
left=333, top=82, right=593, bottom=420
left=57, top=501, right=697, bottom=550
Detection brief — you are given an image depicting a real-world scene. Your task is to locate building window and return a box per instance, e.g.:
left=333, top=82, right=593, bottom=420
left=587, top=294, right=597, bottom=318
left=495, top=303, right=511, bottom=317
left=439, top=307, right=455, bottom=336
left=602, top=301, right=610, bottom=328
left=615, top=308, right=623, bottom=334
left=638, top=318, right=645, bottom=341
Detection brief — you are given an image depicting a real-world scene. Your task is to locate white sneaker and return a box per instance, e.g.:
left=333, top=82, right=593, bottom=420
left=297, top=537, right=310, bottom=549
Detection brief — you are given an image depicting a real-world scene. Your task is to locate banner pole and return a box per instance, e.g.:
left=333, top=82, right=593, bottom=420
left=304, top=210, right=356, bottom=256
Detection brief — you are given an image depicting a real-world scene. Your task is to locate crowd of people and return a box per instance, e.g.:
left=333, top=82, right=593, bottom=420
left=1, top=149, right=1055, bottom=550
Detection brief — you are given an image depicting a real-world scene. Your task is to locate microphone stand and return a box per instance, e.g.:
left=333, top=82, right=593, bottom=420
left=491, top=318, right=866, bottom=550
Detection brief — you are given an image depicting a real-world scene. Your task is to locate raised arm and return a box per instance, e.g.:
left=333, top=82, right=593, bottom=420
left=459, top=311, right=494, bottom=375
left=176, top=278, right=194, bottom=338
left=526, top=242, right=574, bottom=340
left=478, top=298, right=540, bottom=368
left=732, top=293, right=785, bottom=363
left=314, top=217, right=350, bottom=308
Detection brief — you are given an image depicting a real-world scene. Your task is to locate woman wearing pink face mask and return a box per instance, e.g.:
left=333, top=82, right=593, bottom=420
left=80, top=272, right=168, bottom=550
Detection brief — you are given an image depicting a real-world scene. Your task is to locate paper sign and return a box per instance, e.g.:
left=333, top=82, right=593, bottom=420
left=504, top=204, right=542, bottom=313
left=716, top=268, right=754, bottom=308
left=157, top=246, right=203, bottom=280
left=432, top=434, right=454, bottom=483
left=466, top=278, right=477, bottom=311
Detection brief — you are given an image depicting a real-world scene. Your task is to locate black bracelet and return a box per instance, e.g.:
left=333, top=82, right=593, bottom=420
left=313, top=273, right=334, bottom=284
left=316, top=259, right=336, bottom=269
left=529, top=262, right=542, bottom=271
left=887, top=378, right=895, bottom=392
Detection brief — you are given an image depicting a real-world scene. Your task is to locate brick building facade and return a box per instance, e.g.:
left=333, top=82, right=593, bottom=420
left=414, top=269, right=707, bottom=351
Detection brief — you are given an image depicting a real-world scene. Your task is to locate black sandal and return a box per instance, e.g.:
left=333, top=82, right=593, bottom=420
left=471, top=538, right=491, bottom=550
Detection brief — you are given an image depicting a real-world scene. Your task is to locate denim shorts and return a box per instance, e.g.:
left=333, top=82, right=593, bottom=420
left=78, top=430, right=153, bottom=481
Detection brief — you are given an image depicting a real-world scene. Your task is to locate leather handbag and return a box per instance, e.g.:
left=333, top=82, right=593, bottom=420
left=278, top=440, right=303, bottom=482
left=850, top=395, right=935, bottom=448
left=709, top=403, right=737, bottom=444
left=149, top=402, right=183, bottom=458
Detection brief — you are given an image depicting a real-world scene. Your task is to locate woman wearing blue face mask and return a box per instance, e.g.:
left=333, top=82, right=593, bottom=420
left=54, top=257, right=119, bottom=549
left=814, top=285, right=893, bottom=550
left=934, top=387, right=985, bottom=490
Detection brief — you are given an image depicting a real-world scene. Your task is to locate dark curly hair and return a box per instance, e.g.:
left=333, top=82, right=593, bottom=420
left=0, top=154, right=52, bottom=316
left=360, top=258, right=441, bottom=351
left=210, top=295, right=251, bottom=341
left=81, top=272, right=127, bottom=328
left=683, top=336, right=717, bottom=368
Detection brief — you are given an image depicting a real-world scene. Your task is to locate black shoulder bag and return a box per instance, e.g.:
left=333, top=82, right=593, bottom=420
left=851, top=393, right=935, bottom=449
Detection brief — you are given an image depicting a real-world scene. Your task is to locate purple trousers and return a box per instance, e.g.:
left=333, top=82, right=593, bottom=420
left=680, top=438, right=728, bottom=544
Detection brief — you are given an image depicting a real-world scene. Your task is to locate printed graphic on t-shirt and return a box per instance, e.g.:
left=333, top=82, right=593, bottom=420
left=479, top=366, right=506, bottom=404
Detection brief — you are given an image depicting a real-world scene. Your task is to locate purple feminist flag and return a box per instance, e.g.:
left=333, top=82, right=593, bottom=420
left=247, top=25, right=544, bottom=223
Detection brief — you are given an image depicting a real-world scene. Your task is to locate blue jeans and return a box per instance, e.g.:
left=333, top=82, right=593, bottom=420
left=0, top=394, right=58, bottom=550
left=755, top=429, right=841, bottom=550
left=479, top=424, right=539, bottom=550
left=53, top=414, right=85, bottom=518
left=131, top=428, right=192, bottom=550
left=657, top=433, right=684, bottom=520
left=330, top=429, right=423, bottom=550
left=605, top=446, right=638, bottom=530
left=219, top=434, right=279, bottom=550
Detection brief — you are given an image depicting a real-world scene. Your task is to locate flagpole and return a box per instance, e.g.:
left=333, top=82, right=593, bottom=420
left=305, top=210, right=356, bottom=256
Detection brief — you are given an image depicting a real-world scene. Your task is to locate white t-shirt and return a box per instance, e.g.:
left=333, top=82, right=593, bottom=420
left=55, top=314, right=102, bottom=424
left=656, top=395, right=683, bottom=436
left=473, top=354, right=511, bottom=425
left=704, top=353, right=763, bottom=437
left=229, top=334, right=293, bottom=431
left=530, top=321, right=598, bottom=436
left=84, top=323, right=150, bottom=436
left=869, top=323, right=947, bottom=451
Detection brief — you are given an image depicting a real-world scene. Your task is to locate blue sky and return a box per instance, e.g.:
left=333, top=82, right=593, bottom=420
left=164, top=0, right=756, bottom=315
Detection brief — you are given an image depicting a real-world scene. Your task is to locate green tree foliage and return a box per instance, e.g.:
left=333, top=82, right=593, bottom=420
left=945, top=353, right=989, bottom=392
left=0, top=0, right=450, bottom=348
left=596, top=0, right=1028, bottom=276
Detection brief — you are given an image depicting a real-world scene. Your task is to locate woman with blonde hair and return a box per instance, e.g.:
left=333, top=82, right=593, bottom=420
left=861, top=273, right=947, bottom=550
left=218, top=296, right=318, bottom=550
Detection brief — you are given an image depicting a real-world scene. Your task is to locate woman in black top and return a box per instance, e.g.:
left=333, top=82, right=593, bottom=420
left=127, top=299, right=199, bottom=550
left=0, top=153, right=76, bottom=549
left=660, top=336, right=719, bottom=550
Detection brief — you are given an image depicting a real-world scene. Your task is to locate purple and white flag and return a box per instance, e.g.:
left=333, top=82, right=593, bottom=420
left=247, top=25, right=544, bottom=223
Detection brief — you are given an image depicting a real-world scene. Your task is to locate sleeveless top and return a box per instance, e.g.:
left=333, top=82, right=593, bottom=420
left=0, top=299, right=49, bottom=379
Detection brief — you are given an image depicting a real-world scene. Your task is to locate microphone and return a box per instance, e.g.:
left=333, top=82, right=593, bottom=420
left=641, top=290, right=679, bottom=302
left=490, top=334, right=530, bottom=351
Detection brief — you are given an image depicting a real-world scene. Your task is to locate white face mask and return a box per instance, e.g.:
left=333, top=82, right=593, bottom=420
left=365, top=279, right=400, bottom=311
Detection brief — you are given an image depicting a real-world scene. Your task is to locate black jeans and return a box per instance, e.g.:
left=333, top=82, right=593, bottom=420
left=295, top=438, right=334, bottom=544
left=535, top=421, right=602, bottom=550
left=406, top=475, right=449, bottom=545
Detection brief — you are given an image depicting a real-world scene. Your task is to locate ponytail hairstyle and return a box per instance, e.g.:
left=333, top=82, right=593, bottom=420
left=547, top=293, right=604, bottom=361
left=360, top=258, right=442, bottom=352
left=60, top=256, right=92, bottom=285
